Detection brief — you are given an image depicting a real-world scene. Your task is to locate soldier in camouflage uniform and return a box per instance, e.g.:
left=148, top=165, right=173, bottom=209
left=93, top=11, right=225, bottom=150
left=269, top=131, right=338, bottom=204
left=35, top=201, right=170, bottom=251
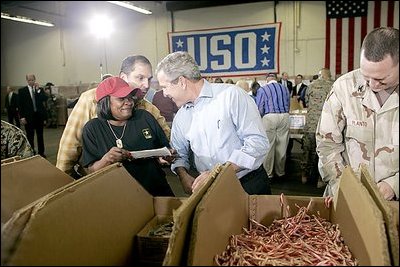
left=301, top=68, right=333, bottom=188
left=316, top=27, right=399, bottom=200
left=1, top=120, right=34, bottom=160
left=44, top=83, right=58, bottom=128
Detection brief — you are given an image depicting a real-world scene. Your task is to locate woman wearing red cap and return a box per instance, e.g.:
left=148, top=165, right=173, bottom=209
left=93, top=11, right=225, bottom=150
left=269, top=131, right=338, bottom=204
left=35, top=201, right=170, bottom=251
left=81, top=76, right=175, bottom=196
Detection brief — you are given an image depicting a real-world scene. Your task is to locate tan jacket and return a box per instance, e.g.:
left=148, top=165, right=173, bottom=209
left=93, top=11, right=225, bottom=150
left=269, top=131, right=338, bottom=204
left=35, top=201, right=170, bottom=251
left=316, top=69, right=399, bottom=199
left=56, top=88, right=170, bottom=175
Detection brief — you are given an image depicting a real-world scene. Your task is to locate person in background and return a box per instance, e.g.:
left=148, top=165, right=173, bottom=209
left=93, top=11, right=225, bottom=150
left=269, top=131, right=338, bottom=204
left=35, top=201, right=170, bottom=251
left=4, top=86, right=20, bottom=128
left=18, top=74, right=48, bottom=157
left=278, top=72, right=293, bottom=96
left=56, top=55, right=170, bottom=178
left=225, top=78, right=234, bottom=84
left=213, top=77, right=224, bottom=83
left=44, top=82, right=58, bottom=128
left=316, top=27, right=399, bottom=201
left=255, top=73, right=290, bottom=182
left=82, top=77, right=175, bottom=196
left=294, top=74, right=308, bottom=108
left=101, top=73, right=113, bottom=81
left=235, top=79, right=251, bottom=94
left=152, top=89, right=179, bottom=128
left=1, top=120, right=34, bottom=160
left=250, top=80, right=261, bottom=101
left=156, top=51, right=271, bottom=195
left=301, top=68, right=333, bottom=188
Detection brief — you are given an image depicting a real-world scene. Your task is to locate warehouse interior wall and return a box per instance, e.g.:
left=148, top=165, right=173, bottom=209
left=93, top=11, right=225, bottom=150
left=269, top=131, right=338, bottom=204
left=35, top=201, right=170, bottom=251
left=1, top=1, right=399, bottom=88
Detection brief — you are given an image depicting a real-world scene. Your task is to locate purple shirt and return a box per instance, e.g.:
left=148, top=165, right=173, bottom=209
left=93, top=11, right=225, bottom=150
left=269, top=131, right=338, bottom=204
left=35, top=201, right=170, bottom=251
left=255, top=81, right=290, bottom=116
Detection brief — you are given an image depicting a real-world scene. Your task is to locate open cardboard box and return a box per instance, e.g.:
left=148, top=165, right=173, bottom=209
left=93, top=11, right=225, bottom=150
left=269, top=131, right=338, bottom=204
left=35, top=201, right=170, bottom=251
left=1, top=155, right=21, bottom=165
left=1, top=162, right=221, bottom=266
left=360, top=165, right=399, bottom=266
left=1, top=155, right=74, bottom=225
left=187, top=163, right=391, bottom=266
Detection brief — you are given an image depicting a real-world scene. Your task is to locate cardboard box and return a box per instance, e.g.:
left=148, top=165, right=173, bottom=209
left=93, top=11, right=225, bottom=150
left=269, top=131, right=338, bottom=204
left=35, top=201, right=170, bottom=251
left=135, top=215, right=173, bottom=265
left=188, top=164, right=391, bottom=266
left=360, top=165, right=399, bottom=266
left=1, top=155, right=74, bottom=225
left=1, top=156, right=21, bottom=165
left=1, top=163, right=221, bottom=266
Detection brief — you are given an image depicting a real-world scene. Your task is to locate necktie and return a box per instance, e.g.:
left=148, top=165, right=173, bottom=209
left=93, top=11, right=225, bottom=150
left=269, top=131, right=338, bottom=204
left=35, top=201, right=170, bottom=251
left=31, top=87, right=37, bottom=112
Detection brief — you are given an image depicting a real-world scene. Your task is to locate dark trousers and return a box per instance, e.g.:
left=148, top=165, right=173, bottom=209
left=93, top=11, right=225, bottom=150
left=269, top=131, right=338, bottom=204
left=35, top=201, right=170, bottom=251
left=240, top=165, right=271, bottom=195
left=7, top=111, right=20, bottom=128
left=25, top=112, right=45, bottom=156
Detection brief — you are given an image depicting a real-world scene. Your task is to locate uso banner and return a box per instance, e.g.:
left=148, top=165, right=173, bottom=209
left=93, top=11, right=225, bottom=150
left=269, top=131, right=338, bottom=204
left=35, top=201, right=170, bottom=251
left=168, top=23, right=281, bottom=77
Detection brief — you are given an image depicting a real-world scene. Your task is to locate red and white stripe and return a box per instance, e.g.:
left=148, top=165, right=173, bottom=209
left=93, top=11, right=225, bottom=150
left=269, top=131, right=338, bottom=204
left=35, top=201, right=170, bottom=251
left=325, top=1, right=399, bottom=78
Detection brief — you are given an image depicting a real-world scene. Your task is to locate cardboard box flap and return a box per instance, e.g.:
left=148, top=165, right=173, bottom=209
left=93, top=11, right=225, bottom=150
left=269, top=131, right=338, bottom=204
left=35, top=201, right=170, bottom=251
left=1, top=155, right=74, bottom=224
left=359, top=165, right=399, bottom=266
left=163, top=163, right=223, bottom=266
left=3, top=163, right=158, bottom=266
left=187, top=163, right=248, bottom=266
left=333, top=166, right=391, bottom=266
left=1, top=155, right=21, bottom=165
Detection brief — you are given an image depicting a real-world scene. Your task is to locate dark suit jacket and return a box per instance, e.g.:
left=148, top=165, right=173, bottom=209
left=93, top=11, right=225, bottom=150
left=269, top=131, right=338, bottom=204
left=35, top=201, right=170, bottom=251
left=5, top=92, right=19, bottom=113
left=18, top=86, right=48, bottom=123
left=278, top=79, right=293, bottom=96
left=295, top=83, right=308, bottom=108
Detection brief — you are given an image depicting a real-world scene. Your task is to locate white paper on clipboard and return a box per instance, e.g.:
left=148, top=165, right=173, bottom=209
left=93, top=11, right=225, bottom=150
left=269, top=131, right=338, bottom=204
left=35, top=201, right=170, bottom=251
left=130, top=147, right=171, bottom=159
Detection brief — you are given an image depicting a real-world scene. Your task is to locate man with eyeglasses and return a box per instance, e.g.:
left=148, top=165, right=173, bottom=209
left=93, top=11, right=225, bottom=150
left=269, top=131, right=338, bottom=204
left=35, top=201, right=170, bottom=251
left=56, top=55, right=170, bottom=178
left=156, top=51, right=271, bottom=195
left=316, top=27, right=399, bottom=201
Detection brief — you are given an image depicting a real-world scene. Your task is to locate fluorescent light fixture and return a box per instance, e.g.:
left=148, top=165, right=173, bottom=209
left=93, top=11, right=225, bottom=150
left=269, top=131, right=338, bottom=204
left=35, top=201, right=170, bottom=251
left=1, top=12, right=54, bottom=27
left=107, top=1, right=152, bottom=15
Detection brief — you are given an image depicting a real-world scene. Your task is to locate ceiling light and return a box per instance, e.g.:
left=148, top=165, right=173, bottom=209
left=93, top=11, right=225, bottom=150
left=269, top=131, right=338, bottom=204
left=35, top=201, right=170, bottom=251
left=107, top=1, right=152, bottom=15
left=1, top=12, right=54, bottom=27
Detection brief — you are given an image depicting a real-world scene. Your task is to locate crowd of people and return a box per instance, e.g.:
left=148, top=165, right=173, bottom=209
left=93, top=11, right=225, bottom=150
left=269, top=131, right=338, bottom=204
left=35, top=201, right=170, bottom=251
left=2, top=27, right=398, bottom=202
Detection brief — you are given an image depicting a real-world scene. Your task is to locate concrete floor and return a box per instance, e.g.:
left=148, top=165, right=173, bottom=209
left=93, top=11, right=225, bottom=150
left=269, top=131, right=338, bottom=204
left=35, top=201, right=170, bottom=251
left=11, top=121, right=325, bottom=198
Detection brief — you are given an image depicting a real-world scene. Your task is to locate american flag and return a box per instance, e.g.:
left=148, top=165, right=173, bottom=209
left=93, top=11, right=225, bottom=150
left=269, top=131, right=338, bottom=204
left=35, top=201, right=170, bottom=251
left=325, top=1, right=399, bottom=78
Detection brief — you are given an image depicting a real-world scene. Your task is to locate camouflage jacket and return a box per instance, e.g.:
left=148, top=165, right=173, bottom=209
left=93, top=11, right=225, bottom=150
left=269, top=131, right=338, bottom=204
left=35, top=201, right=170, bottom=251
left=316, top=69, right=399, bottom=199
left=1, top=120, right=34, bottom=160
left=304, top=78, right=333, bottom=133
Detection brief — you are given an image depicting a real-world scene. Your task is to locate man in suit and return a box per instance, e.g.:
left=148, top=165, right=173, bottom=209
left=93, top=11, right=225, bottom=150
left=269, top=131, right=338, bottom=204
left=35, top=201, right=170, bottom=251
left=4, top=86, right=20, bottom=128
left=278, top=72, right=294, bottom=96
left=294, top=74, right=308, bottom=108
left=18, top=74, right=48, bottom=157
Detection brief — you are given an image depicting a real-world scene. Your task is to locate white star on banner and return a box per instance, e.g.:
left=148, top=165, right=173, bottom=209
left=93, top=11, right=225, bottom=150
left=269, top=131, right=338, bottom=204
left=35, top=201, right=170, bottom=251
left=261, top=57, right=270, bottom=66
left=261, top=31, right=271, bottom=42
left=260, top=44, right=270, bottom=54
left=176, top=39, right=184, bottom=48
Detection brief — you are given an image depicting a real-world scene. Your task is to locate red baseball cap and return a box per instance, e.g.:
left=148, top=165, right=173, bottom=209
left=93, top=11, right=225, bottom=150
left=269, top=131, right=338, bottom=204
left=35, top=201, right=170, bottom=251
left=95, top=76, right=134, bottom=101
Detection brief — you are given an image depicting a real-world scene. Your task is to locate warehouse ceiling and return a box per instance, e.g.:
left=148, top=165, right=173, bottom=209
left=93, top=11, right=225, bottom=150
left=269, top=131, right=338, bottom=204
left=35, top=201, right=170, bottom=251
left=165, top=1, right=270, bottom=11
left=1, top=1, right=271, bottom=15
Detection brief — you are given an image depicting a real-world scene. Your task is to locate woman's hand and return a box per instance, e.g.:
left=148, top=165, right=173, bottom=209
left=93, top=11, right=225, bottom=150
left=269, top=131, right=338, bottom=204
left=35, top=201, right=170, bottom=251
left=158, top=148, right=178, bottom=165
left=103, top=147, right=132, bottom=164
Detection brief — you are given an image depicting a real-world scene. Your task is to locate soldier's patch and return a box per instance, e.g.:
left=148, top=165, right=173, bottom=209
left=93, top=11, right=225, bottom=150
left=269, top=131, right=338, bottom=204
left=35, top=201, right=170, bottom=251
left=142, top=128, right=152, bottom=139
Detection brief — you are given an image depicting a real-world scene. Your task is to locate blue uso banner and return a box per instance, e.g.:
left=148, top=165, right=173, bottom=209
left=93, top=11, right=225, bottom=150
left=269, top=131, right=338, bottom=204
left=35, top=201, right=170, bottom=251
left=168, top=23, right=281, bottom=77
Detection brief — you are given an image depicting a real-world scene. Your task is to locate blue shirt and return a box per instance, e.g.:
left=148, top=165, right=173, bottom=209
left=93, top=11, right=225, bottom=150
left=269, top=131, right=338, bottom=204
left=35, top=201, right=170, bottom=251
left=255, top=81, right=290, bottom=116
left=171, top=80, right=269, bottom=179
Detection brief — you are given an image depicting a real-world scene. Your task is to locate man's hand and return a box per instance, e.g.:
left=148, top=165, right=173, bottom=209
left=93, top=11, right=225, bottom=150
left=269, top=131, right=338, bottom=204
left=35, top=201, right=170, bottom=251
left=377, top=181, right=395, bottom=200
left=20, top=118, right=27, bottom=125
left=192, top=171, right=211, bottom=193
